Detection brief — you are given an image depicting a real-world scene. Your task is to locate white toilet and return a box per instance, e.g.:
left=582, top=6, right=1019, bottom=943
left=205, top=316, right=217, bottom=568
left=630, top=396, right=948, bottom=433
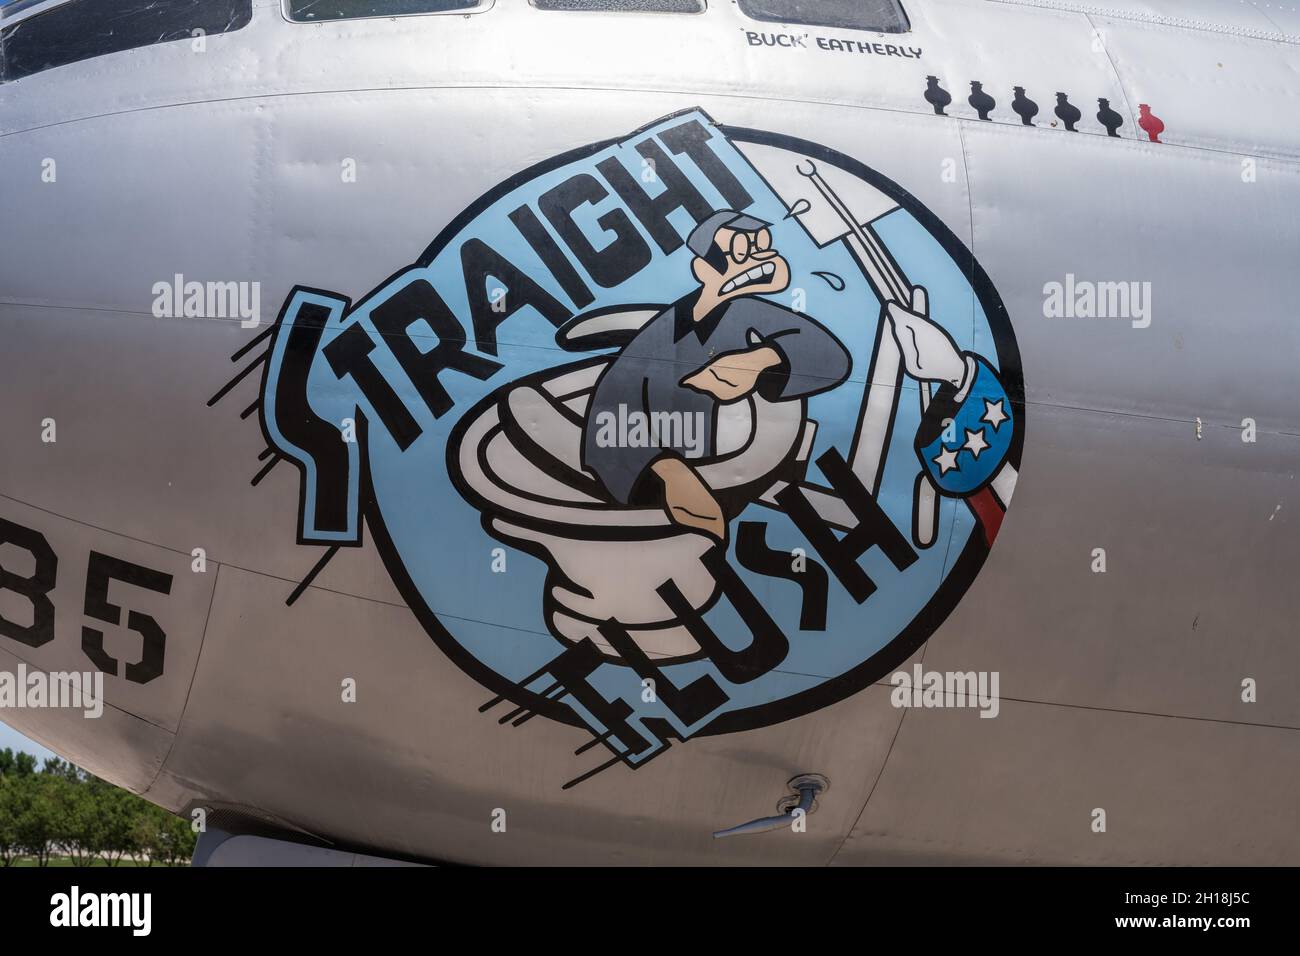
left=449, top=332, right=817, bottom=662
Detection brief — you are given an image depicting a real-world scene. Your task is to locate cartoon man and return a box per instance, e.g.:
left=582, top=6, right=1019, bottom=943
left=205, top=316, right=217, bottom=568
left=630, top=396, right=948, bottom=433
left=582, top=207, right=1016, bottom=544
left=582, top=210, right=851, bottom=539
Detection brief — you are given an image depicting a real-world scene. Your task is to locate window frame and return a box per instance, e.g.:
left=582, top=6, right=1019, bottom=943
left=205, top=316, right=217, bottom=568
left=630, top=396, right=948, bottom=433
left=0, top=0, right=75, bottom=28
left=737, top=0, right=910, bottom=34
left=1, top=0, right=255, bottom=83
left=280, top=0, right=495, bottom=25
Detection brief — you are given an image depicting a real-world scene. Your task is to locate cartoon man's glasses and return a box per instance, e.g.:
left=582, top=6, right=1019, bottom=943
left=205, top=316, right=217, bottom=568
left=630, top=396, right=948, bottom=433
left=728, top=228, right=773, bottom=264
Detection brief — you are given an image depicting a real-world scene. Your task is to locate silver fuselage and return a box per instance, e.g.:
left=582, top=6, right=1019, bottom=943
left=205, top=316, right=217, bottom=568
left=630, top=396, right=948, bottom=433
left=2, top=0, right=1298, bottom=865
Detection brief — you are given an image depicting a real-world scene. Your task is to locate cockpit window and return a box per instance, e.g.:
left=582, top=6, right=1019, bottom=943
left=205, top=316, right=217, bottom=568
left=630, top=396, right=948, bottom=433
left=0, top=0, right=253, bottom=83
left=531, top=0, right=704, bottom=12
left=738, top=0, right=909, bottom=33
left=286, top=0, right=482, bottom=21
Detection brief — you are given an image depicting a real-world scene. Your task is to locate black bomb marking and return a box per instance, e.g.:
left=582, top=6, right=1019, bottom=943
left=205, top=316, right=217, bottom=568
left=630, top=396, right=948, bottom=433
left=922, top=77, right=1162, bottom=140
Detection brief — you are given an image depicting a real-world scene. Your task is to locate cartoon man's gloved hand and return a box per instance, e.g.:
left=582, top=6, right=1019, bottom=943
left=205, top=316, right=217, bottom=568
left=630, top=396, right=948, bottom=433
left=885, top=286, right=968, bottom=389
left=679, top=345, right=783, bottom=403
left=651, top=455, right=726, bottom=541
left=888, top=284, right=1016, bottom=497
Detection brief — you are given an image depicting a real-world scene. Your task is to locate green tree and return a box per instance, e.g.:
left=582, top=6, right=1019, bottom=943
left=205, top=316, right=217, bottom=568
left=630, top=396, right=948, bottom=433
left=151, top=806, right=197, bottom=867
left=42, top=756, right=80, bottom=781
left=0, top=749, right=38, bottom=778
left=91, top=778, right=139, bottom=866
left=45, top=772, right=99, bottom=867
left=15, top=775, right=57, bottom=866
left=128, top=807, right=159, bottom=866
left=0, top=774, right=28, bottom=866
left=0, top=751, right=194, bottom=866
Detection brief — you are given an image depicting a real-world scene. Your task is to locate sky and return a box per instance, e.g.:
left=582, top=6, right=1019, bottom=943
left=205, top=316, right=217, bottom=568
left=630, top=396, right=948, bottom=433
left=0, top=721, right=56, bottom=763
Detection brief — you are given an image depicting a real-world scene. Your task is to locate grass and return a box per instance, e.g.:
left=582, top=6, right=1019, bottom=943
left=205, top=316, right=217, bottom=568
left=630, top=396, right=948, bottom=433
left=7, top=856, right=185, bottom=867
